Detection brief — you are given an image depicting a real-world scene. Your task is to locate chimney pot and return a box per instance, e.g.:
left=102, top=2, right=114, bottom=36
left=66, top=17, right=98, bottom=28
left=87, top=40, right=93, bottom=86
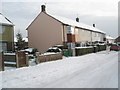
left=41, top=5, right=46, bottom=12
left=76, top=17, right=79, bottom=22
left=93, top=24, right=95, bottom=27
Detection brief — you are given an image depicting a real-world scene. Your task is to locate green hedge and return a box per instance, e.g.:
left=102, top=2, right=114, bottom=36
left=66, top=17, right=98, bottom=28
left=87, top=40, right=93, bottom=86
left=93, top=46, right=98, bottom=53
left=97, top=45, right=106, bottom=51
left=63, top=49, right=73, bottom=57
left=75, top=47, right=93, bottom=56
left=63, top=45, right=106, bottom=57
left=75, top=45, right=106, bottom=56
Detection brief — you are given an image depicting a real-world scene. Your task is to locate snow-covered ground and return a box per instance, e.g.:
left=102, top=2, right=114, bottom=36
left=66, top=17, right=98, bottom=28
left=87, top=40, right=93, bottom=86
left=0, top=50, right=118, bottom=88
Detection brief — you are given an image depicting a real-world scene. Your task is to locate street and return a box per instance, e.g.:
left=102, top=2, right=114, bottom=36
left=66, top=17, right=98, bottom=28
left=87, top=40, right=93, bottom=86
left=1, top=50, right=118, bottom=88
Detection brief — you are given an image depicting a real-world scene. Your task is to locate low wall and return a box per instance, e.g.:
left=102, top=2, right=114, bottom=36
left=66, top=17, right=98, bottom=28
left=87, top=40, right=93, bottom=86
left=37, top=53, right=62, bottom=63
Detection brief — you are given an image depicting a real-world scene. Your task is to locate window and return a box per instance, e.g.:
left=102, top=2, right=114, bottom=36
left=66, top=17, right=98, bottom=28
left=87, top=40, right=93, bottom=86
left=67, top=26, right=74, bottom=34
left=0, top=42, right=7, bottom=52
left=0, top=26, right=6, bottom=34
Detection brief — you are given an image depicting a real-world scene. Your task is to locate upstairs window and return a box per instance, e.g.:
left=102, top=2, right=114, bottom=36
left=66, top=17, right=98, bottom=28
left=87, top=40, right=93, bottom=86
left=67, top=26, right=75, bottom=34
left=0, top=26, right=6, bottom=34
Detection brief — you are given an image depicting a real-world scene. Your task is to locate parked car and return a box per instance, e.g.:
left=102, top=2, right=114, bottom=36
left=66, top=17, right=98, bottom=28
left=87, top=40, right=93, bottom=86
left=46, top=47, right=62, bottom=53
left=110, top=44, right=120, bottom=51
left=21, top=48, right=38, bottom=54
left=52, top=45, right=63, bottom=50
left=94, top=41, right=106, bottom=45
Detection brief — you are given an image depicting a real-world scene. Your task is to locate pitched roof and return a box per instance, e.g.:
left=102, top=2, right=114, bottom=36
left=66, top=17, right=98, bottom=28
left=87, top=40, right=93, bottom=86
left=106, top=36, right=114, bottom=39
left=49, top=13, right=106, bottom=34
left=27, top=12, right=106, bottom=34
left=115, top=36, right=120, bottom=42
left=0, top=13, right=14, bottom=26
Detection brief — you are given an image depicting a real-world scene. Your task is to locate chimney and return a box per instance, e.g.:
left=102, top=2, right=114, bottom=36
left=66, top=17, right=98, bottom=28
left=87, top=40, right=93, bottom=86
left=76, top=17, right=79, bottom=22
left=93, top=24, right=95, bottom=27
left=41, top=5, right=46, bottom=12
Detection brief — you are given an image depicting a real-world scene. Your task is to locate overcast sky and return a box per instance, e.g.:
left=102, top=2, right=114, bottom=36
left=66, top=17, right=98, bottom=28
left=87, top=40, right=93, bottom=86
left=1, top=0, right=119, bottom=38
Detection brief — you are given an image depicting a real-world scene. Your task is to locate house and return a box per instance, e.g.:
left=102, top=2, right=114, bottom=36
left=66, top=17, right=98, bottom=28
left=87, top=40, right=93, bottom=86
left=115, top=36, right=120, bottom=45
left=27, top=5, right=106, bottom=54
left=0, top=13, right=14, bottom=52
left=106, top=36, right=115, bottom=44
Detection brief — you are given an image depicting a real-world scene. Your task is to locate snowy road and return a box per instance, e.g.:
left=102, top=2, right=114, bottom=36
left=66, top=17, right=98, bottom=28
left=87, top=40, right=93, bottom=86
left=1, top=50, right=118, bottom=88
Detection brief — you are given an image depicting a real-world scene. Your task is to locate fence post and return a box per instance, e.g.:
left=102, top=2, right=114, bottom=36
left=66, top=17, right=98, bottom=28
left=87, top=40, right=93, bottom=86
left=0, top=52, right=4, bottom=71
left=16, top=51, right=19, bottom=68
left=25, top=53, right=29, bottom=66
left=16, top=51, right=29, bottom=68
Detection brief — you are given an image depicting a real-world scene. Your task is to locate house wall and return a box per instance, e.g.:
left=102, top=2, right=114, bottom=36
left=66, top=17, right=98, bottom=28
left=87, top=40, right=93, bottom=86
left=100, top=33, right=105, bottom=42
left=63, top=25, right=67, bottom=42
left=64, top=26, right=92, bottom=43
left=106, top=39, right=115, bottom=43
left=92, top=32, right=100, bottom=42
left=92, top=32, right=105, bottom=42
left=75, top=28, right=91, bottom=42
left=74, top=27, right=105, bottom=43
left=0, top=24, right=14, bottom=52
left=28, top=12, right=63, bottom=53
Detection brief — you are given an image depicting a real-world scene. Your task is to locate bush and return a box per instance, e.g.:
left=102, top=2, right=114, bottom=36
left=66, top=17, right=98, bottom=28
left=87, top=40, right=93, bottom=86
left=75, top=47, right=93, bottom=56
left=29, top=55, right=34, bottom=59
left=63, top=49, right=73, bottom=57
left=97, top=45, right=106, bottom=51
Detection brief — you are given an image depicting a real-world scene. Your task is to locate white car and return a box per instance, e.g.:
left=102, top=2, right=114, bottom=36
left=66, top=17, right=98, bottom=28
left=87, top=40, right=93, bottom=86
left=21, top=48, right=38, bottom=54
left=46, top=47, right=62, bottom=53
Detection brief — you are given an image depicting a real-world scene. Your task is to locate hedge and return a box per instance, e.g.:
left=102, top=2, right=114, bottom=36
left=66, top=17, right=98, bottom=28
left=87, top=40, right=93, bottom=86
left=75, top=47, right=93, bottom=56
left=63, top=49, right=73, bottom=57
left=75, top=45, right=106, bottom=56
